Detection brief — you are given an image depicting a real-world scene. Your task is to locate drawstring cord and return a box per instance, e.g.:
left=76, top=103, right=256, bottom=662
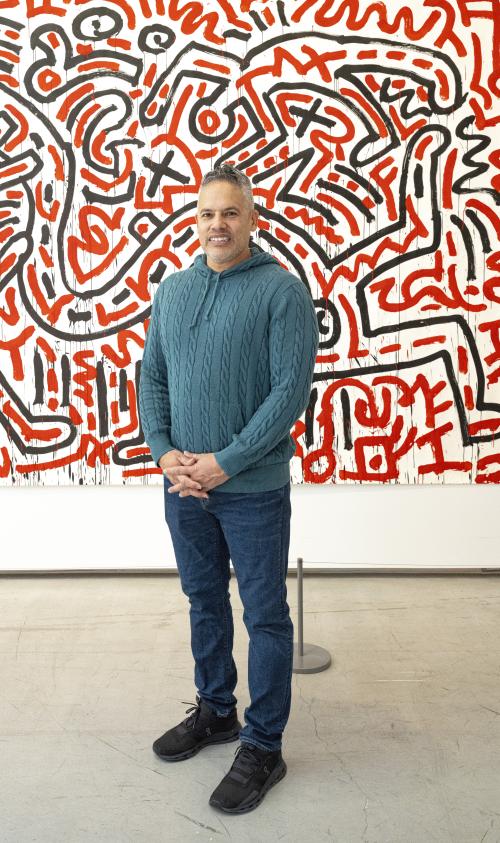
left=189, top=272, right=220, bottom=328
left=204, top=275, right=220, bottom=320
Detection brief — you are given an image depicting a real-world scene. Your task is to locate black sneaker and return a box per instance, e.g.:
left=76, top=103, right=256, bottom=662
left=208, top=742, right=287, bottom=813
left=152, top=695, right=241, bottom=762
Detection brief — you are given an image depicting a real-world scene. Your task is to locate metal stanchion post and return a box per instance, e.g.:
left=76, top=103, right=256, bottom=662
left=293, top=557, right=332, bottom=674
left=297, top=553, right=303, bottom=657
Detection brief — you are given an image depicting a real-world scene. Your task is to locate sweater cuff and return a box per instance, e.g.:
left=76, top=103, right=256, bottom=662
left=214, top=443, right=247, bottom=479
left=148, top=431, right=175, bottom=467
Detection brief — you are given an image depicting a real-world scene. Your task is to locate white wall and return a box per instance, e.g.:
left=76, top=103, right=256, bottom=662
left=0, top=485, right=498, bottom=572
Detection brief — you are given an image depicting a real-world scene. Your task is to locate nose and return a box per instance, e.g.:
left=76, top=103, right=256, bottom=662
left=209, top=212, right=228, bottom=228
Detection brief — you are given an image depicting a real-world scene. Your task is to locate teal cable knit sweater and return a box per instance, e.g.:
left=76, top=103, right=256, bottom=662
left=138, top=245, right=319, bottom=492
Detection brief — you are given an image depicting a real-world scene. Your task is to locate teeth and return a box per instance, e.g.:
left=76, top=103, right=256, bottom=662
left=210, top=237, right=229, bottom=242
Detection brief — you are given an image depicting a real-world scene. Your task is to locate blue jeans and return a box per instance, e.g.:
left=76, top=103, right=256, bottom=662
left=163, top=477, right=293, bottom=752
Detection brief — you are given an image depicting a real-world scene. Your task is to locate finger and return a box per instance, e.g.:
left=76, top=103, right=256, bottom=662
left=169, top=466, right=195, bottom=477
left=179, top=489, right=209, bottom=499
left=168, top=479, right=203, bottom=493
left=169, top=481, right=208, bottom=498
left=167, top=483, right=198, bottom=494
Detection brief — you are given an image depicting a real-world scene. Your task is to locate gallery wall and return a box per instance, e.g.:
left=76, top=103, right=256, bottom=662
left=1, top=484, right=498, bottom=571
left=0, top=1, right=498, bottom=572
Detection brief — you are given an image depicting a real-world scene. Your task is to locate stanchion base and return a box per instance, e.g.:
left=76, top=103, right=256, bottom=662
left=292, top=642, right=332, bottom=674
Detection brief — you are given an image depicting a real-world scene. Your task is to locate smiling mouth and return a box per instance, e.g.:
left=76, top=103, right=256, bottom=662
left=208, top=236, right=231, bottom=244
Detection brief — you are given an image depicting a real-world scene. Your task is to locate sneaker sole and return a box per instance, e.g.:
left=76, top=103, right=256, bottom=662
left=153, top=727, right=241, bottom=762
left=208, top=759, right=287, bottom=814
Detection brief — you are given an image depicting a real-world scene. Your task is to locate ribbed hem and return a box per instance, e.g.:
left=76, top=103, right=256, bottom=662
left=214, top=461, right=290, bottom=493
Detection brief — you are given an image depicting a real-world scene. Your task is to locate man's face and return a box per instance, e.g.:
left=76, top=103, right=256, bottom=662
left=196, top=180, right=259, bottom=272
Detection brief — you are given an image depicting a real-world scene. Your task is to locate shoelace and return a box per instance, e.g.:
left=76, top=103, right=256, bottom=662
left=229, top=744, right=263, bottom=780
left=180, top=699, right=202, bottom=729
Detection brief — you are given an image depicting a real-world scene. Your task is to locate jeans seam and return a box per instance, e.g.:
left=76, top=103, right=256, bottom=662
left=278, top=491, right=285, bottom=622
left=215, top=523, right=233, bottom=699
left=278, top=484, right=292, bottom=728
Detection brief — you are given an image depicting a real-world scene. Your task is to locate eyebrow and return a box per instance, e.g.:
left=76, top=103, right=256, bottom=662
left=198, top=206, right=241, bottom=213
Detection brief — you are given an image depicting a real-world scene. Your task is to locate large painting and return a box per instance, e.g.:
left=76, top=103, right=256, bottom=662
left=0, top=0, right=498, bottom=485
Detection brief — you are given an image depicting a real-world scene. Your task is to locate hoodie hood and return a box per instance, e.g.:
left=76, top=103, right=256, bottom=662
left=189, top=242, right=280, bottom=328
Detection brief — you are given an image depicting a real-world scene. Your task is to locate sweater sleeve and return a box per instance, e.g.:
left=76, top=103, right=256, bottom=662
left=138, top=282, right=175, bottom=466
left=214, top=280, right=319, bottom=478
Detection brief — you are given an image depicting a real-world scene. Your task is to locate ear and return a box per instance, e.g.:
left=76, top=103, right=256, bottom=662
left=250, top=206, right=259, bottom=231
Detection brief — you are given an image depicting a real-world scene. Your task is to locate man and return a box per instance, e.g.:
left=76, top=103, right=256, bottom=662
left=138, top=163, right=319, bottom=814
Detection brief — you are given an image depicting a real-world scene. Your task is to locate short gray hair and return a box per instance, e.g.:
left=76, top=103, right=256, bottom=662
left=200, top=164, right=254, bottom=208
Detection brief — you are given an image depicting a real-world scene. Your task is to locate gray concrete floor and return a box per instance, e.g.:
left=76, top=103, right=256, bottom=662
left=1, top=574, right=499, bottom=843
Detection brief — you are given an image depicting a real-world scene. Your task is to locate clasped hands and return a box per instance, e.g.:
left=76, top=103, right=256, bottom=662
left=159, top=449, right=229, bottom=498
